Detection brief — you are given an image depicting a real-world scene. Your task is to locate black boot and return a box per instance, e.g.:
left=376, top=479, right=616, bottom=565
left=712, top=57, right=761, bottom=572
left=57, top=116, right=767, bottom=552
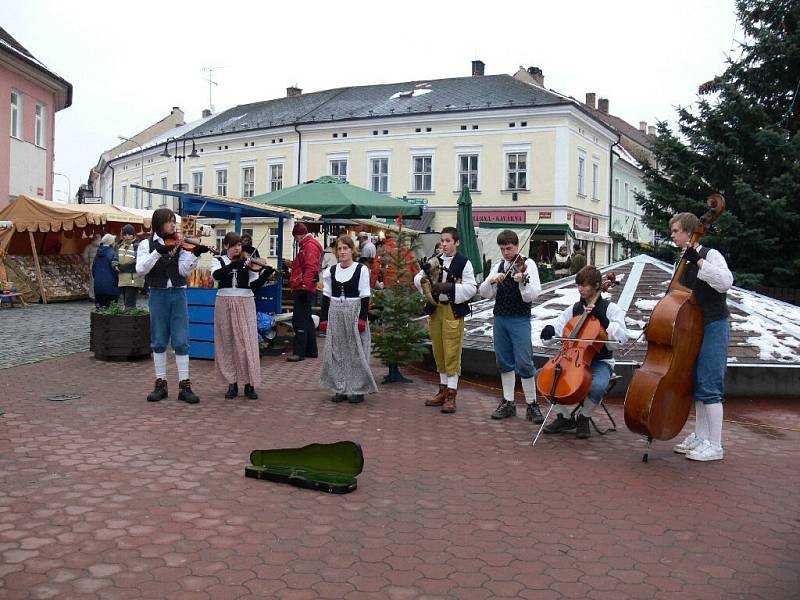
left=331, top=393, right=348, bottom=403
left=178, top=379, right=200, bottom=404
left=543, top=414, right=576, bottom=434
left=147, top=378, right=168, bottom=402
left=576, top=414, right=591, bottom=439
left=225, top=383, right=238, bottom=399
left=244, top=384, right=258, bottom=400
left=526, top=402, right=544, bottom=424
left=491, top=400, right=516, bottom=420
left=348, top=395, right=364, bottom=404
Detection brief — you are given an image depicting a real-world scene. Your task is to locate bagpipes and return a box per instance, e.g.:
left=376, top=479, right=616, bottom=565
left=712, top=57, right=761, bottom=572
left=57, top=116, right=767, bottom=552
left=419, top=253, right=459, bottom=305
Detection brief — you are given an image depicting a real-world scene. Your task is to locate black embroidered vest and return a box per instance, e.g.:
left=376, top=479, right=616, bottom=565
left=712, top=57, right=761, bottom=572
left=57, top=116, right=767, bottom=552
left=330, top=263, right=364, bottom=298
left=144, top=235, right=186, bottom=289
left=679, top=247, right=729, bottom=323
left=494, top=258, right=532, bottom=317
left=423, top=253, right=471, bottom=319
left=215, top=256, right=251, bottom=289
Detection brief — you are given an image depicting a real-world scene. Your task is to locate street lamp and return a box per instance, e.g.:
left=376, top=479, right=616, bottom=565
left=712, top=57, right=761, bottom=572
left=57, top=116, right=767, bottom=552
left=159, top=137, right=200, bottom=215
left=53, top=171, right=71, bottom=203
left=118, top=135, right=145, bottom=209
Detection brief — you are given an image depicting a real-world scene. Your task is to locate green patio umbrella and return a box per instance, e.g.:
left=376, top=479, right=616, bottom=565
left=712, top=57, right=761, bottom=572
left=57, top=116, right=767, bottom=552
left=252, top=176, right=423, bottom=219
left=455, top=186, right=483, bottom=277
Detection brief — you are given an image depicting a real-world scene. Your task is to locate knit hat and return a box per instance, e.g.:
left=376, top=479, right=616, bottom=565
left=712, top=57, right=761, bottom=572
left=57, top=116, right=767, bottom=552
left=292, top=222, right=308, bottom=236
left=100, top=233, right=116, bottom=246
left=121, top=224, right=136, bottom=236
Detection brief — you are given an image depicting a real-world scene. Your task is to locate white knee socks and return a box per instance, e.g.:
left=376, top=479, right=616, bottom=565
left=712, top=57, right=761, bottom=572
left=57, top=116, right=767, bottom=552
left=175, top=354, right=189, bottom=382
left=500, top=371, right=516, bottom=402
left=521, top=377, right=537, bottom=406
left=153, top=352, right=167, bottom=379
left=705, top=402, right=723, bottom=448
left=694, top=401, right=710, bottom=441
left=439, top=372, right=448, bottom=386
left=447, top=374, right=459, bottom=389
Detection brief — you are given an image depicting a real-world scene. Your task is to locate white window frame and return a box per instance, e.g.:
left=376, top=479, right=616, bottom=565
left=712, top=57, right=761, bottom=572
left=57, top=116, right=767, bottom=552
left=411, top=155, right=433, bottom=192
left=192, top=171, right=203, bottom=195
left=133, top=179, right=140, bottom=209
left=614, top=178, right=620, bottom=207
left=269, top=163, right=284, bottom=192
left=366, top=150, right=391, bottom=194
left=592, top=162, right=600, bottom=200
left=241, top=165, right=255, bottom=198
left=146, top=178, right=153, bottom=208
left=624, top=182, right=630, bottom=212
left=457, top=153, right=480, bottom=192
left=121, top=183, right=128, bottom=206
left=503, top=144, right=529, bottom=192
left=216, top=169, right=228, bottom=196
left=329, top=159, right=348, bottom=181
left=10, top=90, right=22, bottom=139
left=160, top=174, right=168, bottom=206
left=215, top=227, right=226, bottom=254
left=577, top=154, right=586, bottom=196
left=268, top=226, right=279, bottom=257
left=35, top=102, right=46, bottom=147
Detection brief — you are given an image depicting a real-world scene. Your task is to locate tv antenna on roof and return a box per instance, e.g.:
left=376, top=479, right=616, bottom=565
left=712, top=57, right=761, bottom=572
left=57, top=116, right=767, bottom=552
left=202, top=66, right=227, bottom=113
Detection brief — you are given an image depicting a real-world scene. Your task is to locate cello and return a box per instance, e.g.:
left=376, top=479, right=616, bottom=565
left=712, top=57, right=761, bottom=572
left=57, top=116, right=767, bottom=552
left=536, top=272, right=618, bottom=404
left=623, top=194, right=726, bottom=450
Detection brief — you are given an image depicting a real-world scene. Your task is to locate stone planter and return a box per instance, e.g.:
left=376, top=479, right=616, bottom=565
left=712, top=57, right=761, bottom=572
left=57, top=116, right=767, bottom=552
left=90, top=311, right=151, bottom=361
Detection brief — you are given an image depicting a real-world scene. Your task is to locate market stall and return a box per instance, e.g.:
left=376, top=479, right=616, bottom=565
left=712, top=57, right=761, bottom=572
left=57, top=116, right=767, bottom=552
left=0, top=196, right=151, bottom=303
left=133, top=186, right=319, bottom=359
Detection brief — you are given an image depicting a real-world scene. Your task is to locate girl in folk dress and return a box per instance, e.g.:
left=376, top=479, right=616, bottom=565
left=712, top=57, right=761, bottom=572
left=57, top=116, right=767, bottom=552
left=319, top=235, right=378, bottom=404
left=212, top=232, right=274, bottom=400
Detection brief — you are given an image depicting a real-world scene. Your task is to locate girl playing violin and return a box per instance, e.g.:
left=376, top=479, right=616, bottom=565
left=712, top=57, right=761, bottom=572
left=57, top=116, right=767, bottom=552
left=540, top=265, right=628, bottom=439
left=211, top=231, right=275, bottom=400
left=136, top=207, right=209, bottom=404
left=669, top=212, right=733, bottom=462
left=478, top=230, right=544, bottom=424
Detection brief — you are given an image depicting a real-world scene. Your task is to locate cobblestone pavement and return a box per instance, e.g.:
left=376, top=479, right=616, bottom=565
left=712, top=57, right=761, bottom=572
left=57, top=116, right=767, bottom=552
left=0, top=348, right=798, bottom=599
left=0, top=301, right=95, bottom=369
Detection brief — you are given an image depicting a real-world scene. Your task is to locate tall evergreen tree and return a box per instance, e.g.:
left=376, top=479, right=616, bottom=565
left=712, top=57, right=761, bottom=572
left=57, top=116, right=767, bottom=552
left=638, top=0, right=800, bottom=288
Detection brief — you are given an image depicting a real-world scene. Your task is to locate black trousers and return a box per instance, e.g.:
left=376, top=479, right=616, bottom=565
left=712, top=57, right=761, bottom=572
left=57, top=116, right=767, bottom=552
left=119, top=287, right=138, bottom=309
left=292, top=290, right=318, bottom=358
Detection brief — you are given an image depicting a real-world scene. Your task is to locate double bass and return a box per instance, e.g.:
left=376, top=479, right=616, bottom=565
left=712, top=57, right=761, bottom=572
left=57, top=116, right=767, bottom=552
left=536, top=273, right=618, bottom=404
left=624, top=193, right=726, bottom=445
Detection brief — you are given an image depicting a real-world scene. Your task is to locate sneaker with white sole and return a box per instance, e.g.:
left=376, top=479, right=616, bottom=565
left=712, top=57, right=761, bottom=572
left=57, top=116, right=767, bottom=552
left=673, top=432, right=703, bottom=454
left=686, top=439, right=724, bottom=462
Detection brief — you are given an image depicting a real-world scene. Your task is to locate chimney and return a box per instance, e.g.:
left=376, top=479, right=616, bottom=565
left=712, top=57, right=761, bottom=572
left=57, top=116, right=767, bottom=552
left=647, top=125, right=657, bottom=136
left=598, top=98, right=609, bottom=114
left=639, top=121, right=647, bottom=132
left=527, top=66, right=544, bottom=87
left=202, top=109, right=212, bottom=118
left=287, top=86, right=302, bottom=97
left=471, top=60, right=485, bottom=77
left=585, top=93, right=596, bottom=109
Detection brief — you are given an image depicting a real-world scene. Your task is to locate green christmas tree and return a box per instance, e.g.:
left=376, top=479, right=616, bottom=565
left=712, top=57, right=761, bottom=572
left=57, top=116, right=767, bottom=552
left=370, top=228, right=429, bottom=384
left=637, top=0, right=800, bottom=288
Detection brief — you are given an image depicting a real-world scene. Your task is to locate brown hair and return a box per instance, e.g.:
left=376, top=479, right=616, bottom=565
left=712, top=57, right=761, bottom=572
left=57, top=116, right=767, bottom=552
left=151, top=208, right=176, bottom=236
left=223, top=231, right=242, bottom=248
left=575, top=265, right=602, bottom=288
left=669, top=212, right=699, bottom=234
left=335, top=235, right=356, bottom=252
left=441, top=226, right=459, bottom=242
left=496, top=230, right=519, bottom=246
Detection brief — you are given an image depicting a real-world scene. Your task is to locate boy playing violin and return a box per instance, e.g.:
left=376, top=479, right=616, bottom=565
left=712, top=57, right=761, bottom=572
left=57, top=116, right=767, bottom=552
left=540, top=266, right=628, bottom=438
left=669, top=212, right=733, bottom=461
left=478, top=230, right=544, bottom=423
left=136, top=207, right=211, bottom=404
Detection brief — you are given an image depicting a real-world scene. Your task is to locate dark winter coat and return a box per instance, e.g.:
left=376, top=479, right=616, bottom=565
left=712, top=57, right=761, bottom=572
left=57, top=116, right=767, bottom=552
left=92, top=245, right=120, bottom=297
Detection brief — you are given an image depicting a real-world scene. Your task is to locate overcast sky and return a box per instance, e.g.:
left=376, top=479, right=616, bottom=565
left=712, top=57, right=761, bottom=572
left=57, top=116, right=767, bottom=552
left=1, top=0, right=739, bottom=202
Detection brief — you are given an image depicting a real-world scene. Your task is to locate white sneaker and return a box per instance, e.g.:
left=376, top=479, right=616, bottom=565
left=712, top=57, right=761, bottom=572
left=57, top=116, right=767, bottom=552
left=673, top=432, right=703, bottom=454
left=686, top=439, right=724, bottom=462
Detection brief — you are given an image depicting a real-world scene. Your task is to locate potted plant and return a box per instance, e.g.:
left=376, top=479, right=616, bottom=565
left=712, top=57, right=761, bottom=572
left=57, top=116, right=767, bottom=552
left=90, top=302, right=151, bottom=361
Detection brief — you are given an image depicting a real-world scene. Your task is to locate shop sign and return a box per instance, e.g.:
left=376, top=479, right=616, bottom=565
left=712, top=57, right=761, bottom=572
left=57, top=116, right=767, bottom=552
left=573, top=213, right=591, bottom=231
left=538, top=211, right=552, bottom=219
left=472, top=210, right=526, bottom=225
left=591, top=217, right=599, bottom=233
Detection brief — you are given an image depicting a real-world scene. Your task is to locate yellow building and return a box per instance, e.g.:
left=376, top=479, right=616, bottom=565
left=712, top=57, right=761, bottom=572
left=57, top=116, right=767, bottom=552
left=88, top=62, right=631, bottom=265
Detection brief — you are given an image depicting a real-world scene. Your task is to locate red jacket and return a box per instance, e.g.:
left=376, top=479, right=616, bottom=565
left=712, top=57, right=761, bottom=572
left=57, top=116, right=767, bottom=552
left=289, top=235, right=323, bottom=293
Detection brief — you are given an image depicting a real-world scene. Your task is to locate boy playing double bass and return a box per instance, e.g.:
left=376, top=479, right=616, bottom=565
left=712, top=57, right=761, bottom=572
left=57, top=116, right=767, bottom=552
left=540, top=266, right=628, bottom=439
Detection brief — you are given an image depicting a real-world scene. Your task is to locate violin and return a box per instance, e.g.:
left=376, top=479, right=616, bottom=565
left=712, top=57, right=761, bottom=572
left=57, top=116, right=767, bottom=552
left=239, top=251, right=276, bottom=277
left=163, top=232, right=216, bottom=255
left=536, top=272, right=617, bottom=405
left=507, top=254, right=530, bottom=286
left=624, top=194, right=726, bottom=445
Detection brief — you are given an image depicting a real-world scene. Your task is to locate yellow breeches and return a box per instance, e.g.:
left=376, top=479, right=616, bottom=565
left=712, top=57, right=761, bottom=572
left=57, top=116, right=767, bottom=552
left=429, top=303, right=465, bottom=376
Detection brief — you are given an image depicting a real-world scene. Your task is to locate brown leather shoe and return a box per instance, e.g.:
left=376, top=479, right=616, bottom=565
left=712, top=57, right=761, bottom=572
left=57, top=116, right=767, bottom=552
left=425, top=384, right=448, bottom=406
left=441, top=388, right=457, bottom=413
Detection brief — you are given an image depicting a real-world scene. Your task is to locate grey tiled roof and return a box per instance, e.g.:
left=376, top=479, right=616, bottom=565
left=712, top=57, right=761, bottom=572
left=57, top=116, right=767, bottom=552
left=189, top=75, right=570, bottom=137
left=464, top=254, right=800, bottom=367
